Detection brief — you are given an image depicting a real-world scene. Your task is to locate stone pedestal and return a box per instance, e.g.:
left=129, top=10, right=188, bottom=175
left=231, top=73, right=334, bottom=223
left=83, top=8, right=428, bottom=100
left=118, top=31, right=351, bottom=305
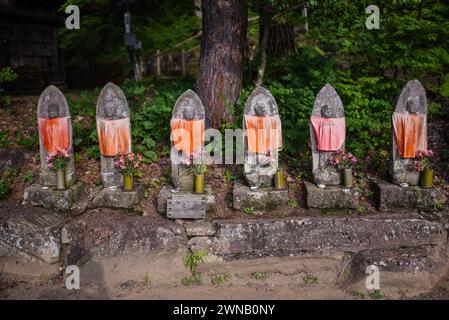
left=90, top=184, right=144, bottom=210
left=232, top=181, right=288, bottom=211
left=304, top=181, right=360, bottom=209
left=22, top=182, right=83, bottom=213
left=0, top=206, right=63, bottom=263
left=157, top=184, right=215, bottom=219
left=373, top=180, right=447, bottom=211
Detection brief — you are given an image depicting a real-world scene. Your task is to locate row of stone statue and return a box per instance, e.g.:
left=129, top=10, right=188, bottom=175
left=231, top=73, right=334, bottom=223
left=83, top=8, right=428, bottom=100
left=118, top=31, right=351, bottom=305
left=23, top=79, right=439, bottom=214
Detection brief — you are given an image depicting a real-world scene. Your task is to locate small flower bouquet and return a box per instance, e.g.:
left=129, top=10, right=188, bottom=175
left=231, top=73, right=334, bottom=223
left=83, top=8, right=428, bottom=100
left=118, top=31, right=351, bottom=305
left=414, top=150, right=434, bottom=172
left=114, top=153, right=142, bottom=190
left=328, top=149, right=358, bottom=170
left=414, top=150, right=434, bottom=188
left=46, top=149, right=70, bottom=189
left=328, top=149, right=358, bottom=188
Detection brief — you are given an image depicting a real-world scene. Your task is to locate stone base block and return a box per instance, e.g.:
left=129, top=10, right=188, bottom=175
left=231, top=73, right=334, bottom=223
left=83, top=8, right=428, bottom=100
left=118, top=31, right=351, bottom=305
left=157, top=184, right=215, bottom=215
left=304, top=181, right=360, bottom=209
left=0, top=206, right=64, bottom=263
left=232, top=181, right=288, bottom=211
left=22, top=182, right=83, bottom=213
left=90, top=184, right=144, bottom=210
left=61, top=210, right=186, bottom=265
left=373, top=180, right=447, bottom=211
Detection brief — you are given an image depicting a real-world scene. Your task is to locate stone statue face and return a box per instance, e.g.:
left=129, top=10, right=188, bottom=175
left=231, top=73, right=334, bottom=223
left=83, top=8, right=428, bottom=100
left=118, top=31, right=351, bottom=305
left=320, top=105, right=333, bottom=118
left=183, top=102, right=195, bottom=120
left=104, top=101, right=116, bottom=118
left=406, top=96, right=420, bottom=114
left=254, top=101, right=268, bottom=116
left=48, top=104, right=60, bottom=118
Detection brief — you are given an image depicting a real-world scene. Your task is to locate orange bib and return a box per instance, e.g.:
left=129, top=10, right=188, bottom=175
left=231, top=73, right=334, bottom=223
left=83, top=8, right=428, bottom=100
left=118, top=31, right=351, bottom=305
left=310, top=115, right=346, bottom=152
left=392, top=113, right=427, bottom=158
left=97, top=117, right=132, bottom=157
left=245, top=115, right=282, bottom=154
left=38, top=117, right=70, bottom=153
left=170, top=119, right=205, bottom=155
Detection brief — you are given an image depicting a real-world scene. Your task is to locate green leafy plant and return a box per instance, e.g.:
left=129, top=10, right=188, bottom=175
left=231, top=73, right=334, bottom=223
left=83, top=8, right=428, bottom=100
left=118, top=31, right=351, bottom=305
left=244, top=206, right=255, bottom=216
left=181, top=273, right=202, bottom=286
left=0, top=178, right=12, bottom=200
left=211, top=273, right=231, bottom=285
left=224, top=169, right=237, bottom=182
left=303, top=273, right=318, bottom=284
left=184, top=249, right=207, bottom=274
left=0, top=130, right=9, bottom=147
left=0, top=67, right=18, bottom=106
left=289, top=199, right=298, bottom=208
left=252, top=272, right=268, bottom=281
left=369, top=290, right=385, bottom=300
left=22, top=171, right=34, bottom=184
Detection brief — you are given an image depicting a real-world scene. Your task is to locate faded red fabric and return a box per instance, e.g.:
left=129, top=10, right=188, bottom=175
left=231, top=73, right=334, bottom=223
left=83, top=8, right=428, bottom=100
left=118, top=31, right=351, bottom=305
left=244, top=115, right=282, bottom=154
left=38, top=117, right=70, bottom=153
left=392, top=112, right=427, bottom=158
left=97, top=117, right=132, bottom=156
left=170, top=119, right=205, bottom=155
left=310, top=115, right=346, bottom=151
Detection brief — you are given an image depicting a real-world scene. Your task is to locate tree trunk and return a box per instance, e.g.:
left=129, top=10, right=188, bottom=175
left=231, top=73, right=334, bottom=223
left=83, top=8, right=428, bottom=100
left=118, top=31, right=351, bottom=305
left=197, top=0, right=247, bottom=129
left=266, top=23, right=296, bottom=57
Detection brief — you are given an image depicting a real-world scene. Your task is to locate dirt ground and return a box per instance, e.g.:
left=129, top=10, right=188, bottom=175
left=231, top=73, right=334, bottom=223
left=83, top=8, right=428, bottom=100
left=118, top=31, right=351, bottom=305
left=1, top=248, right=448, bottom=300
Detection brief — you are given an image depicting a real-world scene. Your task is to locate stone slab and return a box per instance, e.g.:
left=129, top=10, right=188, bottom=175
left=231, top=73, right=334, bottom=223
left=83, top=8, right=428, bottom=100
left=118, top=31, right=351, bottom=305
left=61, top=210, right=187, bottom=265
left=185, top=221, right=216, bottom=237
left=157, top=184, right=215, bottom=214
left=373, top=180, right=447, bottom=211
left=210, top=216, right=446, bottom=260
left=90, top=184, right=144, bottom=210
left=22, top=182, right=83, bottom=213
left=304, top=181, right=360, bottom=209
left=167, top=194, right=206, bottom=219
left=0, top=206, right=64, bottom=263
left=232, top=181, right=288, bottom=211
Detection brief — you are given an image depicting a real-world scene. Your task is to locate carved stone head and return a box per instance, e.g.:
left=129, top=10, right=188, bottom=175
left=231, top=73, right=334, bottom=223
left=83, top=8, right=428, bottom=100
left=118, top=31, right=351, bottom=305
left=406, top=96, right=420, bottom=114
left=320, top=105, right=333, bottom=118
left=254, top=100, right=269, bottom=116
left=48, top=104, right=60, bottom=118
left=183, top=101, right=196, bottom=120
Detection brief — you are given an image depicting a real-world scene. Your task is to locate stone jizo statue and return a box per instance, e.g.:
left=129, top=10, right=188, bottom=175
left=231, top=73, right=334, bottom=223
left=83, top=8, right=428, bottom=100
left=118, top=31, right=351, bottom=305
left=310, top=84, right=346, bottom=188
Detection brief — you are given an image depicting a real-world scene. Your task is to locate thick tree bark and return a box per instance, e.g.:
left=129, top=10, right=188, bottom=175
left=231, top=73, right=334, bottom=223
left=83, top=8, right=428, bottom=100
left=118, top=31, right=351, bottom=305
left=197, top=0, right=247, bottom=129
left=266, top=23, right=296, bottom=57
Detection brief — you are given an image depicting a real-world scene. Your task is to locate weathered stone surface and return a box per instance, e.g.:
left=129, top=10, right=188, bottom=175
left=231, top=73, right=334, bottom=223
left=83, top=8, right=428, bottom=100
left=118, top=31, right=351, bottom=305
left=0, top=147, right=26, bottom=176
left=157, top=184, right=215, bottom=214
left=390, top=80, right=427, bottom=186
left=304, top=181, right=360, bottom=209
left=170, top=89, right=205, bottom=191
left=167, top=194, right=206, bottom=219
left=185, top=221, right=216, bottom=237
left=232, top=181, right=288, bottom=211
left=188, top=236, right=213, bottom=253
left=346, top=245, right=445, bottom=283
left=0, top=206, right=64, bottom=263
left=311, top=84, right=345, bottom=186
left=37, top=85, right=76, bottom=187
left=373, top=180, right=446, bottom=211
left=90, top=184, right=144, bottom=210
left=61, top=210, right=186, bottom=265
left=243, top=86, right=281, bottom=188
left=22, top=182, right=83, bottom=213
left=210, top=216, right=446, bottom=259
left=96, top=82, right=132, bottom=188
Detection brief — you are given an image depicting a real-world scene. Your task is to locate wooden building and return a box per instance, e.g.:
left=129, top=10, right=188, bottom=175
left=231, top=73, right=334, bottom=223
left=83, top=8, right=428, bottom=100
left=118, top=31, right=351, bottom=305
left=0, top=0, right=65, bottom=89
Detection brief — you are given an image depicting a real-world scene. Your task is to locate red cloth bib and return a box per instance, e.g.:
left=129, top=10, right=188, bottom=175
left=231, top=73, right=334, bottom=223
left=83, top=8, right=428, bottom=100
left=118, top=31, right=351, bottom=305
left=310, top=115, right=345, bottom=151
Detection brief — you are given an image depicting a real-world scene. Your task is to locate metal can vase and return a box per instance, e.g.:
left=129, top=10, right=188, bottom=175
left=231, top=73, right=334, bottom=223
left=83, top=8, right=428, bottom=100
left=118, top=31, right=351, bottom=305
left=421, top=169, right=433, bottom=189
left=56, top=169, right=66, bottom=190
left=342, top=168, right=353, bottom=188
left=274, top=170, right=285, bottom=190
left=195, top=174, right=205, bottom=193
left=124, top=174, right=134, bottom=191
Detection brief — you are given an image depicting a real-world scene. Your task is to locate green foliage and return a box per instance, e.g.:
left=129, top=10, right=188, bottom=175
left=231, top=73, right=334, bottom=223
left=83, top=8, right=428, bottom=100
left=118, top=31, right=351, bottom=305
left=303, top=273, right=318, bottom=284
left=181, top=273, right=202, bottom=286
left=0, top=130, right=8, bottom=147
left=211, top=273, right=231, bottom=286
left=244, top=206, right=255, bottom=216
left=369, top=289, right=385, bottom=300
left=0, top=67, right=18, bottom=106
left=22, top=171, right=35, bottom=184
left=184, top=249, right=207, bottom=274
left=0, top=178, right=12, bottom=200
left=252, top=272, right=268, bottom=280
